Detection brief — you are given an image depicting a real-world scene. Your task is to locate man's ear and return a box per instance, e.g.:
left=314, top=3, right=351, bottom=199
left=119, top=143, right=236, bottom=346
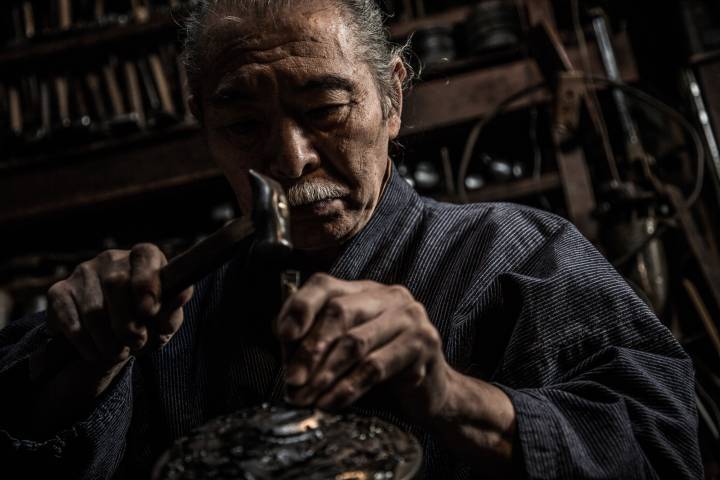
left=387, top=58, right=407, bottom=140
left=188, top=94, right=203, bottom=124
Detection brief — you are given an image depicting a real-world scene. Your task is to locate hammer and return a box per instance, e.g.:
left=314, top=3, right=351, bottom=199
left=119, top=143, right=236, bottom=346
left=29, top=170, right=294, bottom=382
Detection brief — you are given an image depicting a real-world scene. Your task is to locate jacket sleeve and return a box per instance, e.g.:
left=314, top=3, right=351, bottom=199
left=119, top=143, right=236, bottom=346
left=0, top=312, right=135, bottom=479
left=459, top=222, right=702, bottom=479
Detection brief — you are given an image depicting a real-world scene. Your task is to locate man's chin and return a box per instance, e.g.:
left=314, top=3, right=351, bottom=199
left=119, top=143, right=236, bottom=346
left=290, top=215, right=354, bottom=251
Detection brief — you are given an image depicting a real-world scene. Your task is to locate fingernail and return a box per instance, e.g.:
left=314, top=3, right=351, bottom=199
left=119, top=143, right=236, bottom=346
left=286, top=364, right=308, bottom=387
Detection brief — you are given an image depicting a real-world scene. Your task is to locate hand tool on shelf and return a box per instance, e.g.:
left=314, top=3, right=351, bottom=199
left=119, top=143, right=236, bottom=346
left=123, top=60, right=148, bottom=129
left=175, top=54, right=196, bottom=123
left=9, top=4, right=25, bottom=44
left=8, top=85, right=24, bottom=138
left=58, top=0, right=73, bottom=31
left=130, top=0, right=150, bottom=23
left=85, top=72, right=109, bottom=122
left=22, top=1, right=36, bottom=39
left=137, top=55, right=178, bottom=128
left=51, top=74, right=94, bottom=146
left=148, top=53, right=177, bottom=117
left=102, top=58, right=144, bottom=135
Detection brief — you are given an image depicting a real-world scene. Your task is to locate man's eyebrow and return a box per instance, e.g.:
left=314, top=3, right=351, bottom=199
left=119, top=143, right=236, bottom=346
left=208, top=75, right=355, bottom=105
left=298, top=75, right=355, bottom=93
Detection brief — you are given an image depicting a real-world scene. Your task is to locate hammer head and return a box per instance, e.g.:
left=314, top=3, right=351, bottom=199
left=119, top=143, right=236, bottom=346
left=249, top=169, right=293, bottom=260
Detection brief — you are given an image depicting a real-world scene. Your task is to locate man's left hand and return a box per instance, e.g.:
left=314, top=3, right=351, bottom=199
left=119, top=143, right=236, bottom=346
left=276, top=273, right=450, bottom=421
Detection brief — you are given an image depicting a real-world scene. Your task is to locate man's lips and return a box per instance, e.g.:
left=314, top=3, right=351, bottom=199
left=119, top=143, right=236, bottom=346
left=291, top=197, right=344, bottom=216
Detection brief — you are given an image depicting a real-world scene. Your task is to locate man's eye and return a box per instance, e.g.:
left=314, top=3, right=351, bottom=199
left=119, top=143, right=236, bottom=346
left=306, top=104, right=349, bottom=123
left=225, top=120, right=259, bottom=136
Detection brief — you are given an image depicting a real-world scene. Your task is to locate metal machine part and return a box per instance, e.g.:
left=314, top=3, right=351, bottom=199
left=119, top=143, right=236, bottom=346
left=597, top=182, right=669, bottom=316
left=413, top=161, right=441, bottom=191
left=412, top=26, right=456, bottom=67
left=463, top=0, right=522, bottom=54
left=152, top=404, right=422, bottom=480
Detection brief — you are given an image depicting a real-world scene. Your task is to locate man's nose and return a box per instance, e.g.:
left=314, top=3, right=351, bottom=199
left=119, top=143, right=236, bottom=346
left=266, top=118, right=320, bottom=180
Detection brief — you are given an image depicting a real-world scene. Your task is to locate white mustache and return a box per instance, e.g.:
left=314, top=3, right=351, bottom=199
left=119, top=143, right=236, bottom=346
left=286, top=181, right=349, bottom=207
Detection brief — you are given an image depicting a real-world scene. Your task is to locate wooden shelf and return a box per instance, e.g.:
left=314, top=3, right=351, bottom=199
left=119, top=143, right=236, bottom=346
left=0, top=127, right=220, bottom=225
left=0, top=15, right=177, bottom=68
left=389, top=6, right=472, bottom=39
left=0, top=121, right=201, bottom=172
left=401, top=31, right=638, bottom=136
left=0, top=5, right=470, bottom=69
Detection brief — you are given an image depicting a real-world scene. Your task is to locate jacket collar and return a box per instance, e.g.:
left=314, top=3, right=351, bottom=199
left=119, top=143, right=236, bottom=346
left=329, top=164, right=423, bottom=280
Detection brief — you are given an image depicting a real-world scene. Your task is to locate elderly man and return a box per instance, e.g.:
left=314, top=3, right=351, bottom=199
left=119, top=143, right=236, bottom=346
left=0, top=0, right=702, bottom=478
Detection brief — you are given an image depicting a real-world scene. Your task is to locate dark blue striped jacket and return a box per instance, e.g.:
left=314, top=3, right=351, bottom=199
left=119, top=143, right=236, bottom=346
left=0, top=169, right=702, bottom=478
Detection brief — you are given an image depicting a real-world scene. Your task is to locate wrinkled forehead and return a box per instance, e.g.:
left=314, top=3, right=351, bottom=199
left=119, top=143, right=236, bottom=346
left=199, top=2, right=361, bottom=96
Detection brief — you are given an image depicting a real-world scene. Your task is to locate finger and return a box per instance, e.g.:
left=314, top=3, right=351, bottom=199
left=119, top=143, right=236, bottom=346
left=46, top=281, right=102, bottom=363
left=284, top=285, right=409, bottom=385
left=146, top=287, right=191, bottom=351
left=284, top=295, right=362, bottom=387
left=129, top=243, right=166, bottom=317
left=288, top=306, right=409, bottom=404
left=70, top=262, right=128, bottom=364
left=276, top=273, right=371, bottom=342
left=316, top=332, right=426, bottom=411
left=102, top=257, right=148, bottom=353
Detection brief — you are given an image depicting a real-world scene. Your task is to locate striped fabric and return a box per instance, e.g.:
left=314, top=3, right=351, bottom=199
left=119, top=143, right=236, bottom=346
left=0, top=167, right=702, bottom=479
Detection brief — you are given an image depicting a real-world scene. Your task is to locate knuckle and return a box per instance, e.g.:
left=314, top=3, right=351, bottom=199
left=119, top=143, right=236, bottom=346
left=388, top=284, right=413, bottom=301
left=325, top=298, right=349, bottom=322
left=179, top=286, right=194, bottom=305
left=155, top=333, right=173, bottom=348
left=78, top=298, right=104, bottom=318
left=339, top=381, right=357, bottom=399
left=423, top=327, right=442, bottom=350
left=298, top=340, right=327, bottom=362
left=404, top=301, right=427, bottom=320
left=131, top=270, right=153, bottom=289
left=72, top=262, right=94, bottom=281
left=340, top=333, right=367, bottom=358
left=361, top=358, right=384, bottom=383
left=102, top=270, right=130, bottom=289
left=307, top=272, right=332, bottom=287
left=47, top=281, right=70, bottom=302
left=313, top=371, right=334, bottom=390
left=98, top=249, right=124, bottom=264
left=288, top=296, right=312, bottom=315
left=47, top=284, right=76, bottom=321
left=131, top=242, right=160, bottom=256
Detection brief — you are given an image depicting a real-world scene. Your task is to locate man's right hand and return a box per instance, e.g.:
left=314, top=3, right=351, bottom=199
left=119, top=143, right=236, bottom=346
left=30, top=243, right=193, bottom=425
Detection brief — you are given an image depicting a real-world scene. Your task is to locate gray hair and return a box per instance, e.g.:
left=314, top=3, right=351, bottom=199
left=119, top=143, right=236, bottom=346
left=181, top=0, right=412, bottom=117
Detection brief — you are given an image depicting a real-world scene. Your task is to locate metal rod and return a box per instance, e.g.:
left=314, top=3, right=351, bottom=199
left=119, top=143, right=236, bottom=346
left=683, top=68, right=720, bottom=206
left=591, top=12, right=642, bottom=153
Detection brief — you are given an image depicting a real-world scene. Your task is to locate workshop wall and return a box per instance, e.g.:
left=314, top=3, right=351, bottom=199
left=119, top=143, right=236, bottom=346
left=1, top=0, right=719, bottom=476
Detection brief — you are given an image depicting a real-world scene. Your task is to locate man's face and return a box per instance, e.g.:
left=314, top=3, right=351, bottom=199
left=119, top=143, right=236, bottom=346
left=196, top=1, right=402, bottom=251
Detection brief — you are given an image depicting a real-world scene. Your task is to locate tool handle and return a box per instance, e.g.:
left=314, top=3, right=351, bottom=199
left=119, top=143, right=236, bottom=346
left=160, top=218, right=254, bottom=301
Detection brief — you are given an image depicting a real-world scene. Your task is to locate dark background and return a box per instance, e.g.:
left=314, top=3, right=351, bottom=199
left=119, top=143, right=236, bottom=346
left=1, top=1, right=719, bottom=476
